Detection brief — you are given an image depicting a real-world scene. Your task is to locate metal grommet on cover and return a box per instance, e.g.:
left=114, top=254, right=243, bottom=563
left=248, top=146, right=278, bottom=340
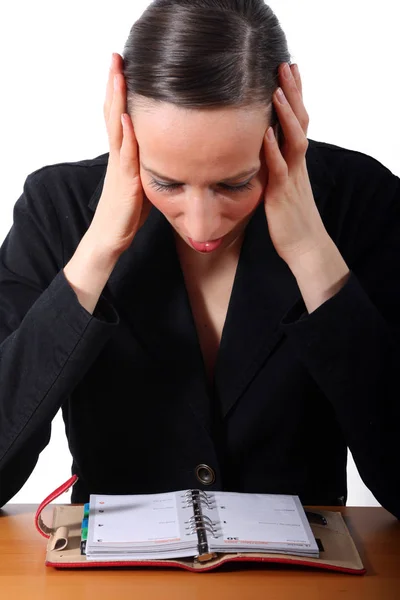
left=195, top=464, right=216, bottom=485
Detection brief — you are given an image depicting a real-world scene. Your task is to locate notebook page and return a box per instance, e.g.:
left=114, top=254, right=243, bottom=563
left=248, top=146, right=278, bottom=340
left=88, top=491, right=186, bottom=546
left=204, top=492, right=317, bottom=552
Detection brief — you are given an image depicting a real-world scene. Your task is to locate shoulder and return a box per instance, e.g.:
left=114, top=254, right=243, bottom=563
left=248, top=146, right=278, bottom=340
left=24, top=151, right=108, bottom=201
left=12, top=153, right=109, bottom=264
left=15, top=153, right=109, bottom=242
left=307, top=138, right=399, bottom=194
left=307, top=139, right=400, bottom=259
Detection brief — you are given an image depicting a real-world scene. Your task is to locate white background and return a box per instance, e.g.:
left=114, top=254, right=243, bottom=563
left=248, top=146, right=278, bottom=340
left=0, top=1, right=398, bottom=505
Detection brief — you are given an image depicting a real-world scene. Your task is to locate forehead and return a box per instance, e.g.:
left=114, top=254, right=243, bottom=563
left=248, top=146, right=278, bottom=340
left=132, top=101, right=269, bottom=175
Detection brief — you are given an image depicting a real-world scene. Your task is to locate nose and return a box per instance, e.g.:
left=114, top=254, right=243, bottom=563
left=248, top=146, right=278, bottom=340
left=183, top=190, right=221, bottom=242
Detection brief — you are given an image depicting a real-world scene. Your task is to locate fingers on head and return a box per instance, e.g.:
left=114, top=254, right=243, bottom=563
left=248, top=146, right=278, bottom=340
left=107, top=73, right=127, bottom=153
left=104, top=53, right=125, bottom=134
left=120, top=113, right=139, bottom=175
left=103, top=65, right=114, bottom=122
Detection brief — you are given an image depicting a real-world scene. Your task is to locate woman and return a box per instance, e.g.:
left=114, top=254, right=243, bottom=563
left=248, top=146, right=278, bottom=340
left=0, top=0, right=399, bottom=519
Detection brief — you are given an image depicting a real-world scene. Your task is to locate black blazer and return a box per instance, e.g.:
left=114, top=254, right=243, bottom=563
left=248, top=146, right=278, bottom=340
left=0, top=139, right=399, bottom=519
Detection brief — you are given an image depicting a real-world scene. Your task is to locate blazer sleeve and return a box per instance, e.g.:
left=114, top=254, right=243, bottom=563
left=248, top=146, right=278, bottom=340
left=279, top=164, right=400, bottom=519
left=0, top=173, right=119, bottom=507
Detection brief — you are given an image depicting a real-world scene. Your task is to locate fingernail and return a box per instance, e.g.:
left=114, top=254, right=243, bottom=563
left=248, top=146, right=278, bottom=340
left=110, top=53, right=115, bottom=69
left=283, top=63, right=292, bottom=80
left=114, top=74, right=119, bottom=90
left=276, top=87, right=288, bottom=104
left=293, top=64, right=299, bottom=78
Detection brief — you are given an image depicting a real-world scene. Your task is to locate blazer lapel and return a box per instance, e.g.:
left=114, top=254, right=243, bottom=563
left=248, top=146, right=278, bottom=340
left=214, top=140, right=337, bottom=418
left=213, top=202, right=300, bottom=418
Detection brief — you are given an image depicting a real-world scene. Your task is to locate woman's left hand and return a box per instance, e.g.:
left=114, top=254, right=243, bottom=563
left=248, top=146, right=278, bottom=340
left=262, top=62, right=330, bottom=269
left=263, top=63, right=350, bottom=313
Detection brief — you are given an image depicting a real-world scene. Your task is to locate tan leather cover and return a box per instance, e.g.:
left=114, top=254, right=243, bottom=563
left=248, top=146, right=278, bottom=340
left=43, top=504, right=365, bottom=574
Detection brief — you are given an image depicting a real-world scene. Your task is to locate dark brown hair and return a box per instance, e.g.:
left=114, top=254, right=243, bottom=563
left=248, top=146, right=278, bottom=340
left=122, top=0, right=292, bottom=134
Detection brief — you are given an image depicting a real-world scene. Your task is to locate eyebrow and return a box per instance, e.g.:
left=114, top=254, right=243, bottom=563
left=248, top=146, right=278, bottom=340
left=141, top=163, right=260, bottom=184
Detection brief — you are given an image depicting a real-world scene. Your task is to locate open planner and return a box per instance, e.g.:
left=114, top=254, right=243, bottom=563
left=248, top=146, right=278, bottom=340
left=83, top=488, right=319, bottom=561
left=35, top=475, right=366, bottom=574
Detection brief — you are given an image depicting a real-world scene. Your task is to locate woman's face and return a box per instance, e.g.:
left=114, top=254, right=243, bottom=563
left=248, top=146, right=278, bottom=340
left=132, top=101, right=274, bottom=255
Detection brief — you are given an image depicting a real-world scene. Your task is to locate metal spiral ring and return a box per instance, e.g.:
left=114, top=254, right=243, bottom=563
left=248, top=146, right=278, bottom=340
left=182, top=489, right=215, bottom=509
left=184, top=517, right=219, bottom=537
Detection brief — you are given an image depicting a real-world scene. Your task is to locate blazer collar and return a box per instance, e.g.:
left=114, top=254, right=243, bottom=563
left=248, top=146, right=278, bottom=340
left=87, top=140, right=336, bottom=424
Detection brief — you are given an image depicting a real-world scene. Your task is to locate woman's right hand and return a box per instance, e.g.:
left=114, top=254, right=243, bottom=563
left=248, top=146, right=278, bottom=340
left=90, top=53, right=151, bottom=256
left=64, top=53, right=152, bottom=313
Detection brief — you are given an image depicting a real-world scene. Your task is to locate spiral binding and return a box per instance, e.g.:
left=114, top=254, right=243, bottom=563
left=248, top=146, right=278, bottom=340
left=185, top=514, right=218, bottom=537
left=181, top=489, right=219, bottom=560
left=182, top=489, right=215, bottom=509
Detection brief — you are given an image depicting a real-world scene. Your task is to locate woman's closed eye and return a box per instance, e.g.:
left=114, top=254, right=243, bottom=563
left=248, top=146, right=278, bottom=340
left=149, top=178, right=255, bottom=193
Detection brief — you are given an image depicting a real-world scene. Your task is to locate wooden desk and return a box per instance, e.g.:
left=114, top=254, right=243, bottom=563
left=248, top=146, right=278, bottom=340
left=0, top=505, right=399, bottom=600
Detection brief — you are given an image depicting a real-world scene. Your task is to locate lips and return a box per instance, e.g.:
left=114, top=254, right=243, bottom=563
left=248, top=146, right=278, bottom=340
left=187, top=237, right=224, bottom=253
